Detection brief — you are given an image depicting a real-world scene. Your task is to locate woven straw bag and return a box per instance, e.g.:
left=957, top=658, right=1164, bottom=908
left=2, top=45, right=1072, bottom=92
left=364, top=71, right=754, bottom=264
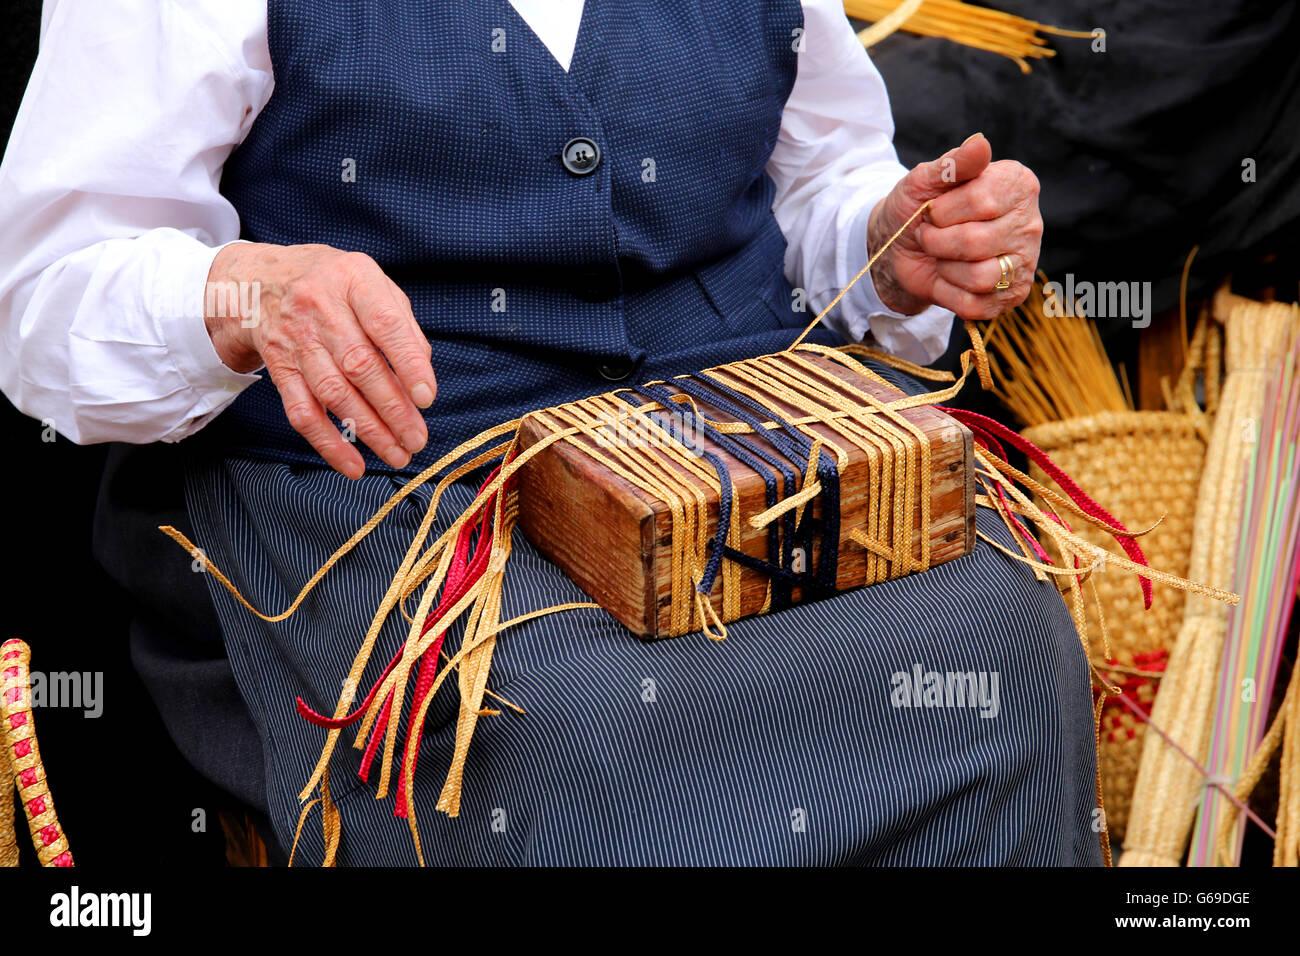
left=1022, top=412, right=1206, bottom=842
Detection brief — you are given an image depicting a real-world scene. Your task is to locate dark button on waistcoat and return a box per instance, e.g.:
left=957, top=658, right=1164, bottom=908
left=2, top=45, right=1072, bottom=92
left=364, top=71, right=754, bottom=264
left=597, top=359, right=634, bottom=382
left=562, top=137, right=601, bottom=176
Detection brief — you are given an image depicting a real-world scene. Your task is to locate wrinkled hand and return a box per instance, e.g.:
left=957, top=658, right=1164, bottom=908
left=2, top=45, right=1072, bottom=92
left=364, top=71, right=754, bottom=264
left=206, top=243, right=435, bottom=478
left=868, top=133, right=1042, bottom=319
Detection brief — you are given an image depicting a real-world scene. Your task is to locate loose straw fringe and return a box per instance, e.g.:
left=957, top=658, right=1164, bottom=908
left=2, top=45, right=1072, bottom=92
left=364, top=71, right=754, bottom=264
left=1122, top=300, right=1300, bottom=867
left=163, top=195, right=1238, bottom=865
left=845, top=0, right=1097, bottom=73
left=1, top=640, right=73, bottom=867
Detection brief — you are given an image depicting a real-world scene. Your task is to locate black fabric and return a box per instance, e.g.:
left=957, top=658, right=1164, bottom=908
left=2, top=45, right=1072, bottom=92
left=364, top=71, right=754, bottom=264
left=93, top=444, right=269, bottom=816
left=867, top=0, right=1300, bottom=320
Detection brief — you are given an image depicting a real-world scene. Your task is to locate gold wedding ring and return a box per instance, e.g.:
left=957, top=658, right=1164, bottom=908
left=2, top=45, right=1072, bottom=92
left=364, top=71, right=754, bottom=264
left=994, top=254, right=1014, bottom=291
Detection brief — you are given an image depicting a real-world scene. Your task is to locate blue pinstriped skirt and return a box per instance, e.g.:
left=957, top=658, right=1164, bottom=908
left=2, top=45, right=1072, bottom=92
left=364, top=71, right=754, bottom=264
left=182, top=371, right=1103, bottom=867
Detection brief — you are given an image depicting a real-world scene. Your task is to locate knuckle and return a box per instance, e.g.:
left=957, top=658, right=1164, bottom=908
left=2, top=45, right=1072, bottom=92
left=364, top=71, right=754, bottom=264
left=343, top=255, right=381, bottom=288
left=283, top=401, right=319, bottom=434
left=313, top=373, right=351, bottom=408
left=377, top=395, right=414, bottom=424
left=282, top=287, right=323, bottom=319
left=365, top=307, right=404, bottom=338
left=339, top=341, right=382, bottom=380
left=973, top=192, right=1001, bottom=220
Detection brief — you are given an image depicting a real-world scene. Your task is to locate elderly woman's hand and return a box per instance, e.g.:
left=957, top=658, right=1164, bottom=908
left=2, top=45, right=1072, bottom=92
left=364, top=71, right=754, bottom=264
left=868, top=133, right=1041, bottom=320
left=205, top=243, right=436, bottom=478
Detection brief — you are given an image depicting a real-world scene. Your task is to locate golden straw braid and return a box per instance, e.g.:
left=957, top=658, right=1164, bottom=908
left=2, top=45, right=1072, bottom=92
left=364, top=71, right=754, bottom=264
left=1281, top=658, right=1300, bottom=866
left=1, top=639, right=72, bottom=866
left=844, top=0, right=1096, bottom=73
left=1121, top=300, right=1300, bottom=867
left=0, top=757, right=15, bottom=867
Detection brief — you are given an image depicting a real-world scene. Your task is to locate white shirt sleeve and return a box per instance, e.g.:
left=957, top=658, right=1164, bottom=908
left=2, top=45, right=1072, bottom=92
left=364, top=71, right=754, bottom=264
left=770, top=0, right=954, bottom=365
left=0, top=0, right=272, bottom=445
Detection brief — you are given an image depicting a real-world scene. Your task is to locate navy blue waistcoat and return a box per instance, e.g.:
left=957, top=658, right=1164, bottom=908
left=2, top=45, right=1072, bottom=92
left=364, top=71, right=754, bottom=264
left=209, top=0, right=837, bottom=470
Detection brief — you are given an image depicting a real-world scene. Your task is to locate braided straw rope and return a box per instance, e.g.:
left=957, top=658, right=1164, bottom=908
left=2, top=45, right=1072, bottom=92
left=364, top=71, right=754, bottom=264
left=1121, top=300, right=1300, bottom=867
left=1, top=639, right=73, bottom=867
left=0, top=755, right=15, bottom=867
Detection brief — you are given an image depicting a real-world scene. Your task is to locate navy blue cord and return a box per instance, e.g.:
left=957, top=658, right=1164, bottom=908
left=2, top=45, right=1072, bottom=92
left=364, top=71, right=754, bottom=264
left=685, top=371, right=841, bottom=593
left=666, top=379, right=806, bottom=606
left=705, top=540, right=836, bottom=597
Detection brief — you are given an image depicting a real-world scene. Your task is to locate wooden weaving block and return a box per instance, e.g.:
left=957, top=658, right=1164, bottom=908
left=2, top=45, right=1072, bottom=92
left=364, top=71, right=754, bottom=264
left=515, top=348, right=976, bottom=638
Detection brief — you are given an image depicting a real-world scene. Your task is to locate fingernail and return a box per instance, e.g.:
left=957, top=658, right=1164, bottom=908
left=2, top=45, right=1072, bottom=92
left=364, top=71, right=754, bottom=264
left=387, top=447, right=411, bottom=470
left=401, top=429, right=427, bottom=454
left=961, top=131, right=985, bottom=146
left=344, top=461, right=364, bottom=481
left=412, top=383, right=435, bottom=408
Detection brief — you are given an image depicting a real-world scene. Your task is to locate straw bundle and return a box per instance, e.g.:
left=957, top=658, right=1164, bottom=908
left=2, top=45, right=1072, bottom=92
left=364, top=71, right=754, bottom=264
left=844, top=0, right=1096, bottom=73
left=1268, top=666, right=1300, bottom=865
left=1121, top=299, right=1300, bottom=867
left=982, top=278, right=1132, bottom=426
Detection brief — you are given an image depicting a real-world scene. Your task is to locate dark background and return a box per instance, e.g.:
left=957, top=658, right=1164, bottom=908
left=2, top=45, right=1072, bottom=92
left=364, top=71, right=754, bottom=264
left=1, top=1, right=1297, bottom=867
